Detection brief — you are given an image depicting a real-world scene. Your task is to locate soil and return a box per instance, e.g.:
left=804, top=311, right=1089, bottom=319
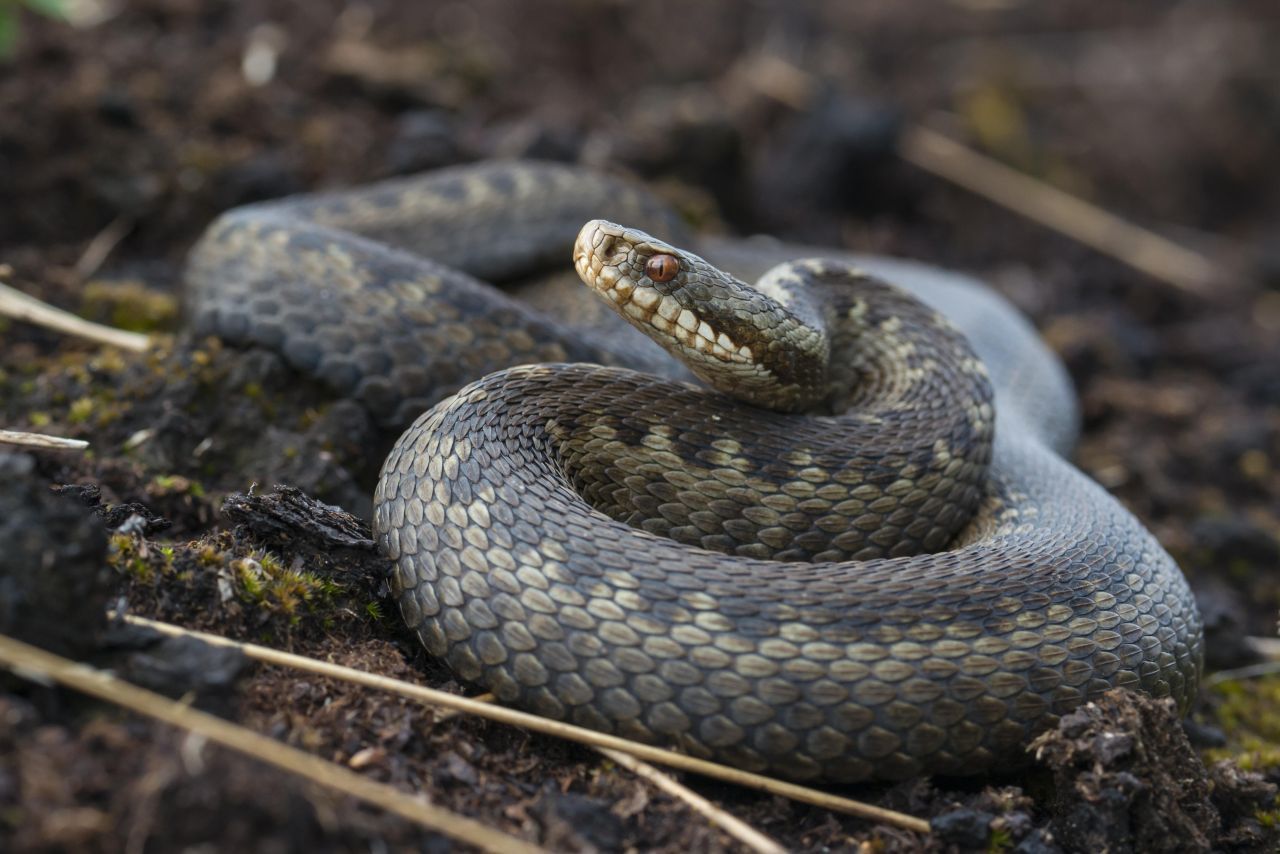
left=3, top=1, right=1280, bottom=852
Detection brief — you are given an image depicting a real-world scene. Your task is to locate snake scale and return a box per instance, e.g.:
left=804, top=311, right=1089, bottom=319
left=187, top=161, right=1202, bottom=782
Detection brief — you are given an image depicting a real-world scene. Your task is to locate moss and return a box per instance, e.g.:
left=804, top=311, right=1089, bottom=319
left=298, top=406, right=323, bottom=430
left=0, top=805, right=22, bottom=831
left=89, top=348, right=128, bottom=375
left=108, top=532, right=149, bottom=582
left=235, top=557, right=265, bottom=600
left=107, top=532, right=177, bottom=583
left=1204, top=674, right=1280, bottom=774
left=0, top=323, right=140, bottom=433
left=80, top=279, right=179, bottom=333
left=66, top=395, right=95, bottom=424
left=231, top=551, right=344, bottom=618
left=147, top=474, right=207, bottom=499
left=196, top=543, right=227, bottom=567
left=987, top=828, right=1013, bottom=854
left=69, top=389, right=127, bottom=428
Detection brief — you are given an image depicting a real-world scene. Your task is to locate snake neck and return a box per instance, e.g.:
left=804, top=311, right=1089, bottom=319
left=573, top=221, right=994, bottom=430
left=801, top=262, right=994, bottom=421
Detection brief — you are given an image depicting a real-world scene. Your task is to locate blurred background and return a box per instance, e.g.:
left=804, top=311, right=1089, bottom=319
left=3, top=2, right=1277, bottom=256
left=2, top=1, right=1279, bottom=848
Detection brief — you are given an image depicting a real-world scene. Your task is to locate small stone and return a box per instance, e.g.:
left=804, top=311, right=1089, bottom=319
left=1013, top=828, right=1063, bottom=854
left=931, top=808, right=993, bottom=848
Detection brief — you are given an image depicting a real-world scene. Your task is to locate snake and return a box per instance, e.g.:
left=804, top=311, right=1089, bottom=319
left=186, top=160, right=1203, bottom=782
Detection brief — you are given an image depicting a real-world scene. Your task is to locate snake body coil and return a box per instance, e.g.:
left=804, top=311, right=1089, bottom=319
left=188, top=161, right=1202, bottom=782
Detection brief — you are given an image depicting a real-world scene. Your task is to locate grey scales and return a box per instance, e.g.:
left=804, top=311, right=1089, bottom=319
left=186, top=160, right=1202, bottom=782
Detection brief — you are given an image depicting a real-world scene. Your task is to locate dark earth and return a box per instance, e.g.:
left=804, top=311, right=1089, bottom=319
left=3, top=1, right=1280, bottom=851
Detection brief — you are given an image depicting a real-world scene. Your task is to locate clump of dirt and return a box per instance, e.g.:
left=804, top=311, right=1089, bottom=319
left=106, top=489, right=390, bottom=650
left=0, top=451, right=110, bottom=659
left=1031, top=689, right=1278, bottom=852
left=0, top=694, right=452, bottom=853
left=1, top=335, right=383, bottom=524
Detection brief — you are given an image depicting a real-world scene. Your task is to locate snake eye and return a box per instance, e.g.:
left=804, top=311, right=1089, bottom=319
left=645, top=254, right=680, bottom=283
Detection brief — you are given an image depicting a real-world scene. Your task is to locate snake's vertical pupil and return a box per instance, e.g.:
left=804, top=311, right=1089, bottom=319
left=645, top=254, right=680, bottom=283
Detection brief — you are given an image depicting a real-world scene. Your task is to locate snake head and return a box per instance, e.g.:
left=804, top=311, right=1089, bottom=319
left=573, top=219, right=830, bottom=412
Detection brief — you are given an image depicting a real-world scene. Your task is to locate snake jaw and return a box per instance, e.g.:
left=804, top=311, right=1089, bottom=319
left=574, top=219, right=833, bottom=412
left=576, top=219, right=752, bottom=362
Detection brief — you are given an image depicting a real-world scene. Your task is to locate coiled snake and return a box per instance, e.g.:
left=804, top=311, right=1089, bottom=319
left=187, top=161, right=1202, bottom=782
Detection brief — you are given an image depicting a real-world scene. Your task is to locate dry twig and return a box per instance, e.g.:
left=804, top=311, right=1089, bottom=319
left=0, top=281, right=151, bottom=352
left=1206, top=661, right=1280, bottom=688
left=120, top=613, right=932, bottom=835
left=0, top=429, right=89, bottom=451
left=1246, top=636, right=1280, bottom=661
left=898, top=126, right=1218, bottom=295
left=74, top=215, right=134, bottom=280
left=435, top=692, right=494, bottom=721
left=441, top=688, right=786, bottom=851
left=598, top=747, right=788, bottom=854
left=0, top=632, right=547, bottom=854
left=113, top=617, right=791, bottom=849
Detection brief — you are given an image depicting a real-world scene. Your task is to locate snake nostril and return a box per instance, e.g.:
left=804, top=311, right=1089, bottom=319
left=596, top=233, right=615, bottom=257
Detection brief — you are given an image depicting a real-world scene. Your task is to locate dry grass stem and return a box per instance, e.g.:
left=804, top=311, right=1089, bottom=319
left=0, top=632, right=548, bottom=854
left=0, top=281, right=151, bottom=352
left=447, top=689, right=786, bottom=851
left=899, top=125, right=1217, bottom=295
left=74, top=215, right=134, bottom=279
left=119, top=613, right=932, bottom=835
left=1246, top=636, right=1280, bottom=661
left=458, top=686, right=788, bottom=852
left=436, top=692, right=495, bottom=721
left=1206, top=661, right=1280, bottom=687
left=598, top=747, right=788, bottom=854
left=0, top=429, right=90, bottom=450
